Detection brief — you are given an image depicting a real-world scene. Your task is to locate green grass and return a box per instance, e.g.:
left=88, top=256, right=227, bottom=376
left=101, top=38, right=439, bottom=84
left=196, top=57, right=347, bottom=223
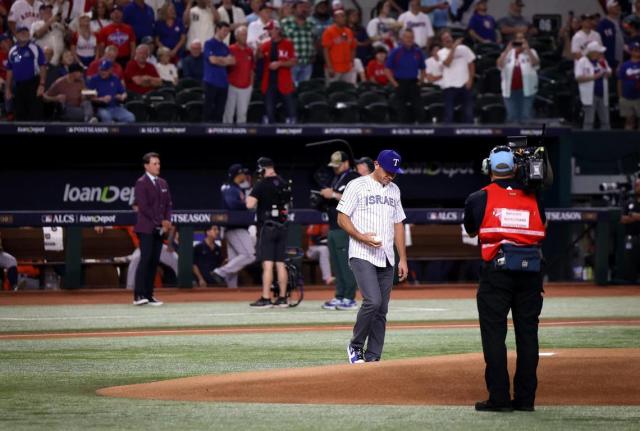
left=1, top=297, right=639, bottom=333
left=1, top=326, right=640, bottom=430
left=0, top=297, right=639, bottom=430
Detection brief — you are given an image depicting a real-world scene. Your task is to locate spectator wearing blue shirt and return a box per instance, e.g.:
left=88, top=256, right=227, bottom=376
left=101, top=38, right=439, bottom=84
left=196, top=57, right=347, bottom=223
left=155, top=2, right=186, bottom=62
left=597, top=0, right=624, bottom=69
left=182, top=39, right=204, bottom=81
left=575, top=41, right=611, bottom=130
left=4, top=26, right=46, bottom=121
left=87, top=60, right=135, bottom=123
left=420, top=0, right=452, bottom=31
left=385, top=29, right=425, bottom=123
left=124, top=0, right=156, bottom=44
left=467, top=0, right=498, bottom=44
left=618, top=42, right=640, bottom=130
left=203, top=23, right=235, bottom=122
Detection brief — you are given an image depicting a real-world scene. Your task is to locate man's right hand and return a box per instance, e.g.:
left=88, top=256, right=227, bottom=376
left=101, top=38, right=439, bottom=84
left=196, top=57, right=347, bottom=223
left=198, top=278, right=207, bottom=287
left=359, top=232, right=382, bottom=248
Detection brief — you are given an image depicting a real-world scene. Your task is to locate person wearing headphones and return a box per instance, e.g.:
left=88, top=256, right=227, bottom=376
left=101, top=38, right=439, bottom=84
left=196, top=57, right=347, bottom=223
left=463, top=145, right=546, bottom=413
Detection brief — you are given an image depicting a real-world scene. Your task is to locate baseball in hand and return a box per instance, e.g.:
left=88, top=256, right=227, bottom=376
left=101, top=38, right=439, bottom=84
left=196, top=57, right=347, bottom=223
left=372, top=235, right=382, bottom=243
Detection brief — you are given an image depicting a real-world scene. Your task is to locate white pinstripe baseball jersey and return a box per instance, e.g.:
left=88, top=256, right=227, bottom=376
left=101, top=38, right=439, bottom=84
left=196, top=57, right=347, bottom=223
left=336, top=174, right=406, bottom=267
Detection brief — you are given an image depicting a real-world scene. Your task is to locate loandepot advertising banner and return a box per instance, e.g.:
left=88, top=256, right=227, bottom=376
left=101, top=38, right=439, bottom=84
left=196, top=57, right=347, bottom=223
left=0, top=164, right=486, bottom=211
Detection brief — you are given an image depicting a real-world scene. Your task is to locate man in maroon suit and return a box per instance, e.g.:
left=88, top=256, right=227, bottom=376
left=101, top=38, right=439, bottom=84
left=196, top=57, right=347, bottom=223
left=133, top=152, right=173, bottom=306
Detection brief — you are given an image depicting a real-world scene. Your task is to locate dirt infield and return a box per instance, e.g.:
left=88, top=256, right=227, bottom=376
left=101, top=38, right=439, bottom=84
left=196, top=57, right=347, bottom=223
left=3, top=283, right=640, bottom=305
left=97, top=348, right=640, bottom=406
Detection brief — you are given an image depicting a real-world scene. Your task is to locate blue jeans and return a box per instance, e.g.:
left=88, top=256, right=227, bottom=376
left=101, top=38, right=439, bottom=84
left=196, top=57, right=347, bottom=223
left=291, top=64, right=313, bottom=86
left=443, top=86, right=474, bottom=123
left=97, top=106, right=136, bottom=123
left=264, top=86, right=296, bottom=124
left=504, top=90, right=534, bottom=124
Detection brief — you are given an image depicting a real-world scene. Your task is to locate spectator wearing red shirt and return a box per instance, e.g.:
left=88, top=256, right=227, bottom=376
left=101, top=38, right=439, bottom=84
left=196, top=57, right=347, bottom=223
left=260, top=23, right=297, bottom=124
left=124, top=44, right=162, bottom=95
left=223, top=26, right=254, bottom=124
left=366, top=46, right=389, bottom=85
left=0, top=33, right=10, bottom=83
left=86, top=45, right=124, bottom=79
left=97, top=4, right=136, bottom=69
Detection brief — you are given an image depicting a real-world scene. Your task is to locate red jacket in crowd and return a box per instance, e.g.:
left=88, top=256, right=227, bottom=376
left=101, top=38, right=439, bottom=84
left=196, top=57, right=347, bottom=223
left=260, top=37, right=295, bottom=95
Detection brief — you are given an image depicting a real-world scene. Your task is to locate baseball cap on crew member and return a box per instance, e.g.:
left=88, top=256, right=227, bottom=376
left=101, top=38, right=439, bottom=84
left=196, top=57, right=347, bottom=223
left=355, top=156, right=375, bottom=172
left=489, top=148, right=515, bottom=173
left=328, top=151, right=349, bottom=167
left=376, top=149, right=404, bottom=174
left=99, top=59, right=113, bottom=70
left=228, top=164, right=247, bottom=178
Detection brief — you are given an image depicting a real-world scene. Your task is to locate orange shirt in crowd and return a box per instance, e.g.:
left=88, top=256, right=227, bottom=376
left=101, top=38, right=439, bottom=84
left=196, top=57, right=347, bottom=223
left=321, top=24, right=356, bottom=73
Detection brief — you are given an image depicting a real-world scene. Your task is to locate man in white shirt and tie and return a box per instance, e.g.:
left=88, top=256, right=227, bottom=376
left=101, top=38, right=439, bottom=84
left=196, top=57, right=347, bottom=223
left=337, top=149, right=408, bottom=364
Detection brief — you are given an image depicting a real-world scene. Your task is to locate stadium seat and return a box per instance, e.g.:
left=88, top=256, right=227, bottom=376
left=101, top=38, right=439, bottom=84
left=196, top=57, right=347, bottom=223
left=328, top=92, right=358, bottom=123
left=181, top=100, right=203, bottom=122
left=152, top=101, right=180, bottom=122
left=297, top=78, right=325, bottom=94
left=175, top=77, right=200, bottom=93
left=298, top=91, right=330, bottom=123
left=475, top=54, right=499, bottom=76
left=420, top=90, right=443, bottom=106
left=475, top=93, right=503, bottom=116
left=327, top=80, right=356, bottom=95
left=251, top=88, right=263, bottom=102
left=144, top=88, right=175, bottom=105
left=176, top=88, right=204, bottom=105
left=479, top=103, right=506, bottom=124
left=358, top=91, right=389, bottom=122
left=479, top=67, right=502, bottom=94
left=247, top=100, right=265, bottom=123
left=124, top=100, right=149, bottom=122
left=424, top=102, right=445, bottom=124
left=474, top=42, right=502, bottom=57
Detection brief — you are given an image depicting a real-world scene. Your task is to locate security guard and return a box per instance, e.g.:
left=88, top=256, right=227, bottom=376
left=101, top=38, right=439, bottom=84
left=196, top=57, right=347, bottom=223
left=320, top=151, right=360, bottom=310
left=463, top=146, right=546, bottom=412
left=246, top=157, right=292, bottom=308
left=212, top=164, right=256, bottom=287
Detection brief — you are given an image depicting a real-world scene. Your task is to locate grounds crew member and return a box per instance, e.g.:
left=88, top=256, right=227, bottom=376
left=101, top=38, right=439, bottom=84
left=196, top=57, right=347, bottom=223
left=320, top=151, right=361, bottom=310
left=463, top=146, right=546, bottom=412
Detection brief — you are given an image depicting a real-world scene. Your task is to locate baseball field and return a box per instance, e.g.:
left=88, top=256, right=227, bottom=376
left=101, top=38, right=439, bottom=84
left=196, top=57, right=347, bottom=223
left=1, top=284, right=639, bottom=431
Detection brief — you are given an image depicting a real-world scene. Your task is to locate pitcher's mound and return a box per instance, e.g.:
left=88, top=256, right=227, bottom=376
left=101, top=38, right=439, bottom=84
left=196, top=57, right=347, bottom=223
left=98, top=348, right=640, bottom=405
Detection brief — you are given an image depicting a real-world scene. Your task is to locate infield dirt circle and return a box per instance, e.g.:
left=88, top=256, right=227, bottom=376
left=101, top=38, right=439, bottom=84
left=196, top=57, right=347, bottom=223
left=98, top=348, right=640, bottom=406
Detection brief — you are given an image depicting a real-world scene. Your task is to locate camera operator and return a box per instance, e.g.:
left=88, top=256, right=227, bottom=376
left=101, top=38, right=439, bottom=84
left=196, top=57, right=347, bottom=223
left=246, top=157, right=292, bottom=308
left=621, top=177, right=640, bottom=283
left=463, top=145, right=547, bottom=412
left=319, top=151, right=361, bottom=311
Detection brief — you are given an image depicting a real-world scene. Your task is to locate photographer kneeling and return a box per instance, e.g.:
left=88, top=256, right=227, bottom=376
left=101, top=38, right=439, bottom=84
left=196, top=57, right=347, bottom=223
left=463, top=145, right=547, bottom=412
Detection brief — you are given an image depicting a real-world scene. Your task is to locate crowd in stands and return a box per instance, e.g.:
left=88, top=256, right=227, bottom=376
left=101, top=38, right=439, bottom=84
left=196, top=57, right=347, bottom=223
left=1, top=0, right=640, bottom=128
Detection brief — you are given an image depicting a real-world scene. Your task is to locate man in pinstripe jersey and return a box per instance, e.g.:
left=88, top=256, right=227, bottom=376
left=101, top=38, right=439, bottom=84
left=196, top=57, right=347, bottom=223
left=337, top=149, right=409, bottom=364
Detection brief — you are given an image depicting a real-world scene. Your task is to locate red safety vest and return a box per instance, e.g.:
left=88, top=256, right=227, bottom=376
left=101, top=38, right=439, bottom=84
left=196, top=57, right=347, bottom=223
left=478, top=182, right=546, bottom=262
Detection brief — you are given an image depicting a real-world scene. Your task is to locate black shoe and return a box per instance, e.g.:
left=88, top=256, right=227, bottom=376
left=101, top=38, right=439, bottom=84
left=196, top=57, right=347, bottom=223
left=250, top=296, right=273, bottom=308
left=273, top=296, right=289, bottom=308
left=209, top=271, right=226, bottom=285
left=512, top=400, right=535, bottom=412
left=474, top=400, right=514, bottom=412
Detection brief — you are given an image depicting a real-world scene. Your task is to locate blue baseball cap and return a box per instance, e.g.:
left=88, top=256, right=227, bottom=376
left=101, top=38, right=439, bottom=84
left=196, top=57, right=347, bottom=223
left=489, top=148, right=515, bottom=173
left=99, top=59, right=113, bottom=70
left=376, top=149, right=404, bottom=174
left=228, top=163, right=247, bottom=178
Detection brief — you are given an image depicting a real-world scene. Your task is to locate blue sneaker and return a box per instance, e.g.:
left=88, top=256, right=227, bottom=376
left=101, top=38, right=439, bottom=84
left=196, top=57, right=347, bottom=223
left=336, top=298, right=358, bottom=310
left=322, top=297, right=342, bottom=310
left=347, top=344, right=365, bottom=364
